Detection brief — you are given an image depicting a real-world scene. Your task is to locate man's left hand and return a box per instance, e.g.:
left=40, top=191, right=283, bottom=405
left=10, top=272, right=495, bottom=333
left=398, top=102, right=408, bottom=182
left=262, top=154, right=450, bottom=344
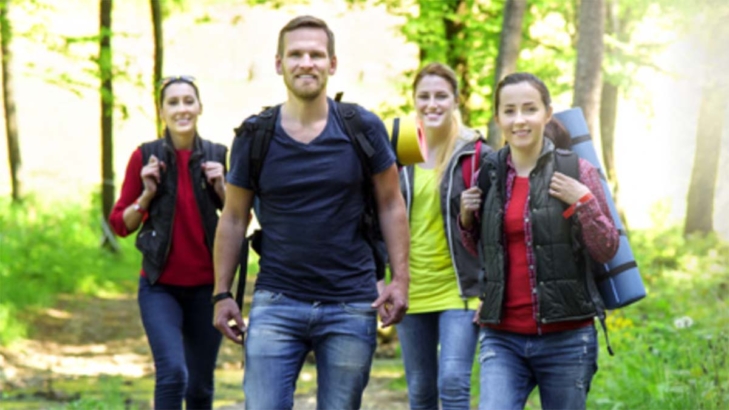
left=371, top=279, right=408, bottom=327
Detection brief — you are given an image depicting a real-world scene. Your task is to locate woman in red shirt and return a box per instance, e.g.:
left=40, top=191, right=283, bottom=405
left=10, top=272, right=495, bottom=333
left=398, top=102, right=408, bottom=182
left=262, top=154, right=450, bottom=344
left=109, top=76, right=227, bottom=410
left=460, top=72, right=619, bottom=410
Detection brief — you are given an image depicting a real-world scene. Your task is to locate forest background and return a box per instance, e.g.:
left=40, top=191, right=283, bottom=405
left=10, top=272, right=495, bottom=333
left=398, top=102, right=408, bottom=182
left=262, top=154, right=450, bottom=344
left=0, top=0, right=728, bottom=409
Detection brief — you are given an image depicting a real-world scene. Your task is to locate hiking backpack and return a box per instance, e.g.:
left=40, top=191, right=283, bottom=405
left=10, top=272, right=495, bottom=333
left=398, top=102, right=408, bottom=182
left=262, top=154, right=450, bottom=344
left=234, top=100, right=387, bottom=282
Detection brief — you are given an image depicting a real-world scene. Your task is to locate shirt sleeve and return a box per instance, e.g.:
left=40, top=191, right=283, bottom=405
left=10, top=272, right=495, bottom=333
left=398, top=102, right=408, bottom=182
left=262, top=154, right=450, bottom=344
left=109, top=148, right=144, bottom=237
left=226, top=131, right=253, bottom=189
left=358, top=108, right=396, bottom=175
left=457, top=214, right=480, bottom=257
left=575, top=158, right=619, bottom=264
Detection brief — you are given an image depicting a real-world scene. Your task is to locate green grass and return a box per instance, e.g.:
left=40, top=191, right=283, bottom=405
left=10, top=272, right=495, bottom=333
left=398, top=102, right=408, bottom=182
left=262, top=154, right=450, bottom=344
left=584, top=225, right=729, bottom=409
left=0, top=195, right=140, bottom=345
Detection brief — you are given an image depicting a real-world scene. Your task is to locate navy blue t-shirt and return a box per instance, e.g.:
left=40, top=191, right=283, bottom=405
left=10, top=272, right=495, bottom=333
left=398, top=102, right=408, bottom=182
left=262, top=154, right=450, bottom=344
left=228, top=100, right=395, bottom=302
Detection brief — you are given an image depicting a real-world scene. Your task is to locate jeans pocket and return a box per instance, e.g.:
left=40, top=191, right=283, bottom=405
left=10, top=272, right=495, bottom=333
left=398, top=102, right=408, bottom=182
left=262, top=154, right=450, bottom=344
left=252, top=289, right=285, bottom=306
left=340, top=302, right=376, bottom=317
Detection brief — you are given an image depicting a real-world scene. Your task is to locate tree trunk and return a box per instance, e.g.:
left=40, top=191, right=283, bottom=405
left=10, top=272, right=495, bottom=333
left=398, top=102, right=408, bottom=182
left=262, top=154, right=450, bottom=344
left=599, top=82, right=617, bottom=183
left=150, top=0, right=163, bottom=137
left=99, top=0, right=114, bottom=221
left=1, top=0, right=21, bottom=202
left=600, top=0, right=618, bottom=184
left=684, top=84, right=726, bottom=236
left=443, top=0, right=470, bottom=124
left=572, top=0, right=605, bottom=139
left=486, top=0, right=527, bottom=149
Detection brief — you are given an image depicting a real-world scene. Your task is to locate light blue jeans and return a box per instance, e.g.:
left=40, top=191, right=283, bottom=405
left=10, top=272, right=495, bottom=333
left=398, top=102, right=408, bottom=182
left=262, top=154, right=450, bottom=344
left=243, top=289, right=377, bottom=410
left=396, top=310, right=479, bottom=410
left=478, top=325, right=598, bottom=410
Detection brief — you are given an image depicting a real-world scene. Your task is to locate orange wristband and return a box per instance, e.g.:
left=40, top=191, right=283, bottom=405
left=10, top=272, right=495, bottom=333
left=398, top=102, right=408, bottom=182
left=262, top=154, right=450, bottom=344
left=562, top=192, right=593, bottom=219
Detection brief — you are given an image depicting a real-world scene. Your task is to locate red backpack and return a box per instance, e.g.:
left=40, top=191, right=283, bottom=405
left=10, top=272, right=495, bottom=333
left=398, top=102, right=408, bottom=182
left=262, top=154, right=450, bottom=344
left=460, top=139, right=483, bottom=189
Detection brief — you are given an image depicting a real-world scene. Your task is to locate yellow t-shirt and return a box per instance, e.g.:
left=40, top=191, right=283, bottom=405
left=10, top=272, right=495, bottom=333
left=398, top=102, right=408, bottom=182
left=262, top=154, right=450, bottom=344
left=408, top=166, right=479, bottom=314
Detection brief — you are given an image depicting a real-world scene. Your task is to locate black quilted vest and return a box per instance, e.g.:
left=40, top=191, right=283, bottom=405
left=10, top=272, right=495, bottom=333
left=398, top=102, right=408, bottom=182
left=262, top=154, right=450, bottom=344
left=478, top=141, right=603, bottom=324
left=135, top=132, right=227, bottom=284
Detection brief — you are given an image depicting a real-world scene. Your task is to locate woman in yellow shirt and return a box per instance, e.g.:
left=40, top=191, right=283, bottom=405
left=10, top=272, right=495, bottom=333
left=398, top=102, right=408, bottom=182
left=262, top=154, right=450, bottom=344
left=396, top=62, right=491, bottom=410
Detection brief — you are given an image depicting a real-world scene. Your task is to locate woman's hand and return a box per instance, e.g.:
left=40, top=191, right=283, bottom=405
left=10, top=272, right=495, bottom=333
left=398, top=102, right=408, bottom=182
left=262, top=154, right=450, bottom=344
left=460, top=186, right=482, bottom=229
left=202, top=161, right=226, bottom=199
left=140, top=155, right=165, bottom=199
left=549, top=171, right=590, bottom=205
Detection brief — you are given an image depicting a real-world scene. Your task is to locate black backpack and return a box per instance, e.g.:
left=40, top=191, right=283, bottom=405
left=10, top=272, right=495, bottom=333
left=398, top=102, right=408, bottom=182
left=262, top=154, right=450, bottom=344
left=233, top=99, right=387, bottom=283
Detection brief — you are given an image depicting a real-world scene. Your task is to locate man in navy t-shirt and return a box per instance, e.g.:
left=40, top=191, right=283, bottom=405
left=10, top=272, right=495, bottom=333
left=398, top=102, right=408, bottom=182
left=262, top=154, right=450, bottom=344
left=211, top=15, right=410, bottom=410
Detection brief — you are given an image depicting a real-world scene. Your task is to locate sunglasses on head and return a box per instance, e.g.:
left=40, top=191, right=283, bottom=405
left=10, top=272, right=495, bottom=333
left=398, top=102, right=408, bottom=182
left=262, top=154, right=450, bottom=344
left=159, top=75, right=196, bottom=88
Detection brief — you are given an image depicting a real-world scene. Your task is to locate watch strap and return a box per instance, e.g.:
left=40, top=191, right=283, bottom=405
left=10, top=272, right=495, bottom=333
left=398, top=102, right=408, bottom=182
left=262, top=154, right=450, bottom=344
left=211, top=291, right=233, bottom=305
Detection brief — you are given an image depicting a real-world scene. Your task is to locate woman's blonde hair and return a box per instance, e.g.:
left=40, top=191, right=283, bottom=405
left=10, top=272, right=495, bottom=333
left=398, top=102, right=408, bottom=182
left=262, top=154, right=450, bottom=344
left=413, top=62, right=478, bottom=182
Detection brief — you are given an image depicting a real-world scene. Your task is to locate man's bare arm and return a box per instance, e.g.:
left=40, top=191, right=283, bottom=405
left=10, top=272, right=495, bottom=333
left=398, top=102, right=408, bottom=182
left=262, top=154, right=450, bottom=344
left=370, top=164, right=410, bottom=327
left=212, top=183, right=254, bottom=344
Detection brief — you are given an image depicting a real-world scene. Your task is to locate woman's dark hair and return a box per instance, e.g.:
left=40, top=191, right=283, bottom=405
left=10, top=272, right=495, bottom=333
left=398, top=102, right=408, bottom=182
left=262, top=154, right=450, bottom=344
left=494, top=72, right=551, bottom=114
left=544, top=118, right=572, bottom=150
left=159, top=76, right=200, bottom=105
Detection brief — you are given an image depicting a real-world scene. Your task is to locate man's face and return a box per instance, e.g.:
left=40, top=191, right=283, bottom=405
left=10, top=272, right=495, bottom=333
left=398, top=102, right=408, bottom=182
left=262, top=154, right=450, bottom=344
left=276, top=27, right=337, bottom=101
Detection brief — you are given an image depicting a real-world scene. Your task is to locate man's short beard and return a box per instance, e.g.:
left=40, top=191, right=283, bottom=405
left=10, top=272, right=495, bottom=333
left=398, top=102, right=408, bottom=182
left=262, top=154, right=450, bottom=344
left=285, top=76, right=327, bottom=101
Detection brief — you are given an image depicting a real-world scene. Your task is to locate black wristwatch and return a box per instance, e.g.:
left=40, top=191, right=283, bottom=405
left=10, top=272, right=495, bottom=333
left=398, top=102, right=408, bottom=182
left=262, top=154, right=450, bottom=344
left=211, top=291, right=233, bottom=306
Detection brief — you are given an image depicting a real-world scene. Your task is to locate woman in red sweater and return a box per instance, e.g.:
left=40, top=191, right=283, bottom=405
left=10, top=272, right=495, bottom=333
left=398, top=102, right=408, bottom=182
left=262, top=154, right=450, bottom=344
left=109, top=76, right=227, bottom=410
left=460, top=72, right=619, bottom=410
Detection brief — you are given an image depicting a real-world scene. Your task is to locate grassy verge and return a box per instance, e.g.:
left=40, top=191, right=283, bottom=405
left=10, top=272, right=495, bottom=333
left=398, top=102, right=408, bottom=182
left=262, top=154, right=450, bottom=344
left=0, top=196, right=142, bottom=345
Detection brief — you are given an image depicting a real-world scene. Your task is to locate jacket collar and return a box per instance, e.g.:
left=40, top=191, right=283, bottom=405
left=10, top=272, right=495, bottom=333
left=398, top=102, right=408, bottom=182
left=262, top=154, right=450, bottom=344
left=504, top=137, right=555, bottom=172
left=162, top=129, right=204, bottom=162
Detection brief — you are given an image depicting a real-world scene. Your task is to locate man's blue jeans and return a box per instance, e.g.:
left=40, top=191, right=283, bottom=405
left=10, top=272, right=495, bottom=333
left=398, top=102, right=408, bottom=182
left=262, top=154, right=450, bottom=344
left=138, top=277, right=222, bottom=410
left=396, top=310, right=479, bottom=410
left=243, top=290, right=377, bottom=410
left=478, top=325, right=598, bottom=410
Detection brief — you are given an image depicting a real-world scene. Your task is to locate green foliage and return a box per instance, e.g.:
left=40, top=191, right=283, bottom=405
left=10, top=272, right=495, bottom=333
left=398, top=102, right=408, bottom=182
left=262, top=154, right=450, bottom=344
left=586, top=223, right=729, bottom=409
left=0, top=196, right=140, bottom=345
left=11, top=1, right=141, bottom=120
left=363, top=0, right=586, bottom=126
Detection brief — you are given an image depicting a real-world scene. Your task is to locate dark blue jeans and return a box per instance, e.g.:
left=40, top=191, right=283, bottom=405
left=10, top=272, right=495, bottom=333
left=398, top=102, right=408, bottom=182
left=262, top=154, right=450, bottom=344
left=138, top=277, right=222, bottom=410
left=396, top=310, right=479, bottom=410
left=243, top=290, right=377, bottom=410
left=478, top=325, right=598, bottom=410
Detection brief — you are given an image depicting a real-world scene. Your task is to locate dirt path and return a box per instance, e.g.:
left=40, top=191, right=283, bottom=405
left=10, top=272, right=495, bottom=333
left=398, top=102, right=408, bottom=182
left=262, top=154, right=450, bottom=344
left=0, top=290, right=409, bottom=409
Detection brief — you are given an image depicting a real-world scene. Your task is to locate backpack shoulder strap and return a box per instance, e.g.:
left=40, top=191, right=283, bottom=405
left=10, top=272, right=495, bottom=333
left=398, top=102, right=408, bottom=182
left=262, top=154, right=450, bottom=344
left=461, top=139, right=482, bottom=188
left=246, top=105, right=280, bottom=193
left=336, top=102, right=375, bottom=177
left=553, top=149, right=580, bottom=181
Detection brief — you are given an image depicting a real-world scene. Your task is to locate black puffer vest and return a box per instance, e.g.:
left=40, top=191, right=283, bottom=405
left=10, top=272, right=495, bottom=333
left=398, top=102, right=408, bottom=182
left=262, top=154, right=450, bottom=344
left=135, top=132, right=228, bottom=284
left=478, top=141, right=603, bottom=324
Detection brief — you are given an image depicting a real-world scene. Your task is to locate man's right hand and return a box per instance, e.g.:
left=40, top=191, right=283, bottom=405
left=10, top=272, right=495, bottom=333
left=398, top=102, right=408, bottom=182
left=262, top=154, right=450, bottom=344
left=213, top=298, right=246, bottom=344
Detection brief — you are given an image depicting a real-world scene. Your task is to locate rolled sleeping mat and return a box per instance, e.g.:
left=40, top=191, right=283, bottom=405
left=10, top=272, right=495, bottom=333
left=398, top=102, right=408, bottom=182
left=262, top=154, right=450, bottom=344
left=384, top=116, right=428, bottom=166
left=553, top=107, right=646, bottom=309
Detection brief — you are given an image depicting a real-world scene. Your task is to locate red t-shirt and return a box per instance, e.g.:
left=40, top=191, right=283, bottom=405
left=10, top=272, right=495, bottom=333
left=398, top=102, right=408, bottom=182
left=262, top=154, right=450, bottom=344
left=109, top=148, right=214, bottom=287
left=489, top=176, right=591, bottom=334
